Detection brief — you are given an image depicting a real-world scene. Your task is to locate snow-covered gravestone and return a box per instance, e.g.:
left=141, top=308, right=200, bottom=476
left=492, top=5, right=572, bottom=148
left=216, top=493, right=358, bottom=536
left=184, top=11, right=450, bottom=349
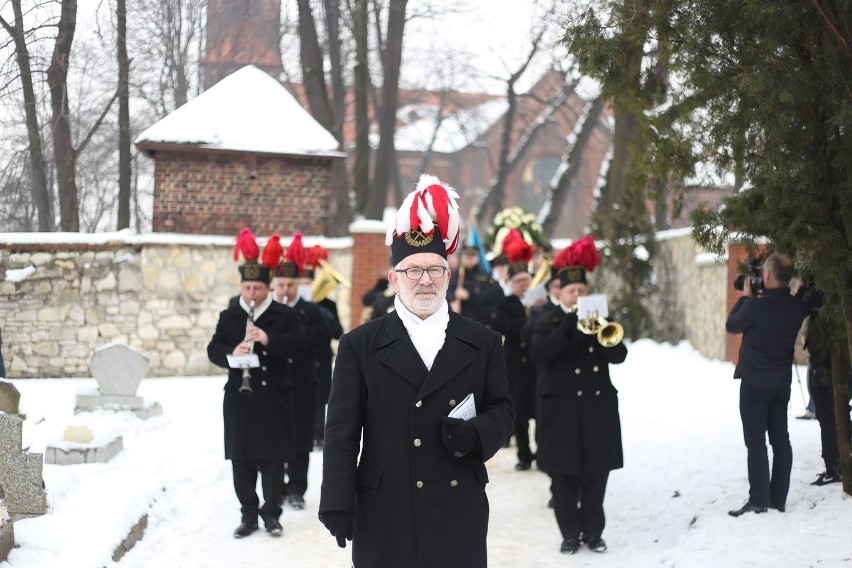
left=0, top=380, right=20, bottom=416
left=74, top=342, right=162, bottom=419
left=44, top=424, right=124, bottom=466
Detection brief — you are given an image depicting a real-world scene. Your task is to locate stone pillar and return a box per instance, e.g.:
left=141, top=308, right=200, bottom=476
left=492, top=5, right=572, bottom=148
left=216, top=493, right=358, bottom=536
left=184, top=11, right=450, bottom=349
left=0, top=414, right=47, bottom=521
left=349, top=220, right=391, bottom=329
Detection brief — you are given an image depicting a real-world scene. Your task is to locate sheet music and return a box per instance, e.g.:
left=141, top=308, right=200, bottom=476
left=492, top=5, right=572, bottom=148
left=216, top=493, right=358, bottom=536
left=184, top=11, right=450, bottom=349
left=577, top=293, right=609, bottom=320
left=448, top=392, right=476, bottom=421
left=226, top=354, right=260, bottom=369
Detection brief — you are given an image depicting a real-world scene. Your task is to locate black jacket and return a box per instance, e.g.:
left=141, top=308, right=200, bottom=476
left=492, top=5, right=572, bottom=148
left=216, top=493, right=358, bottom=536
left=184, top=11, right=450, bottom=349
left=726, top=287, right=810, bottom=389
left=319, top=311, right=514, bottom=568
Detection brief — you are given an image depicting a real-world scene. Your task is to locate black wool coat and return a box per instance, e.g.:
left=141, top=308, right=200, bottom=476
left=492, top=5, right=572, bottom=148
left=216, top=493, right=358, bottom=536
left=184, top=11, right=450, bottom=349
left=489, top=294, right=536, bottom=420
left=530, top=309, right=628, bottom=475
left=207, top=300, right=302, bottom=461
left=319, top=311, right=514, bottom=568
left=452, top=266, right=505, bottom=326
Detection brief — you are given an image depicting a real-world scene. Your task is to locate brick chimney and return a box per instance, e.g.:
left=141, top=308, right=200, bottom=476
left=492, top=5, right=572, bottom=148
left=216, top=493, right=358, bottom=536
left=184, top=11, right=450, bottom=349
left=202, top=0, right=283, bottom=89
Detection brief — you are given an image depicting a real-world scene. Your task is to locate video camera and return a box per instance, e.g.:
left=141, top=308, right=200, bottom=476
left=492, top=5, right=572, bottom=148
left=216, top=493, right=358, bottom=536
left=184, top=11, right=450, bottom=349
left=733, top=257, right=765, bottom=294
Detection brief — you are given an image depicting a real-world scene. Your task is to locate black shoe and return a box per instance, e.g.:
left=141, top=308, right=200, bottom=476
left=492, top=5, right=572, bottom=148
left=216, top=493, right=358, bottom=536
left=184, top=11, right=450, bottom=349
left=811, top=470, right=841, bottom=486
left=233, top=521, right=259, bottom=538
left=728, top=500, right=768, bottom=517
left=264, top=518, right=283, bottom=536
left=560, top=538, right=580, bottom=554
left=587, top=536, right=607, bottom=552
left=287, top=494, right=306, bottom=510
left=514, top=460, right=532, bottom=471
left=769, top=502, right=786, bottom=513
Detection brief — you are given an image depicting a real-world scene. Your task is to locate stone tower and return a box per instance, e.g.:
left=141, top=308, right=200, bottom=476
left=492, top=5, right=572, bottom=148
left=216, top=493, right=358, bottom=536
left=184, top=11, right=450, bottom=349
left=202, top=0, right=283, bottom=89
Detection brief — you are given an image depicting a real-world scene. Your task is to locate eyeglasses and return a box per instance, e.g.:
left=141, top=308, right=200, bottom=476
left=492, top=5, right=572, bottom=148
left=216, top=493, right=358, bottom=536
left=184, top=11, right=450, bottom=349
left=395, top=266, right=448, bottom=280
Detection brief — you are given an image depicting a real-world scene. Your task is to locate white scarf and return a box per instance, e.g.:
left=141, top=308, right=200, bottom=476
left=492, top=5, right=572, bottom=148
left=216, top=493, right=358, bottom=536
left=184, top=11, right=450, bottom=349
left=240, top=295, right=273, bottom=320
left=393, top=296, right=449, bottom=370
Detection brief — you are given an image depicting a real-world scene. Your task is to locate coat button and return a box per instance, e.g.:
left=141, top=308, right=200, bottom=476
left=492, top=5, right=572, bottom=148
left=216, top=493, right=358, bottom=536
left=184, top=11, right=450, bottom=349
left=263, top=350, right=268, bottom=356
left=261, top=380, right=267, bottom=386
left=575, top=368, right=581, bottom=374
left=315, top=361, right=321, bottom=367
left=415, top=400, right=423, bottom=408
left=288, top=358, right=293, bottom=363
left=593, top=365, right=599, bottom=372
left=520, top=341, right=526, bottom=348
left=588, top=346, right=594, bottom=353
left=449, top=399, right=457, bottom=407
left=413, top=439, right=422, bottom=447
left=577, top=390, right=583, bottom=396
left=416, top=481, right=424, bottom=489
left=262, top=366, right=267, bottom=371
left=521, top=356, right=527, bottom=363
left=450, top=480, right=458, bottom=488
left=595, top=389, right=601, bottom=396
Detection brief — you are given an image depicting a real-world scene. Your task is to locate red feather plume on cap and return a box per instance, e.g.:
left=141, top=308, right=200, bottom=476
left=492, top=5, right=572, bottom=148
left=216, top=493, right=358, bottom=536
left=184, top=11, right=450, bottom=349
left=553, top=235, right=600, bottom=272
left=305, top=245, right=329, bottom=270
left=504, top=236, right=533, bottom=265
left=262, top=233, right=284, bottom=269
left=233, top=227, right=259, bottom=262
left=285, top=232, right=306, bottom=274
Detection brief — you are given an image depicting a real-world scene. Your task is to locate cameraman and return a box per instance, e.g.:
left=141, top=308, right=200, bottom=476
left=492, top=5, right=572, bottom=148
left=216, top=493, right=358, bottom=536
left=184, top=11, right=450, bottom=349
left=726, top=253, right=810, bottom=517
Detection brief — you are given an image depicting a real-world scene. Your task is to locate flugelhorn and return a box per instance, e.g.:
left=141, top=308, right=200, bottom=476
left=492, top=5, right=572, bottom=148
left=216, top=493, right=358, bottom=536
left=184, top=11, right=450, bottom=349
left=311, top=258, right=351, bottom=303
left=567, top=305, right=624, bottom=347
left=239, top=300, right=256, bottom=394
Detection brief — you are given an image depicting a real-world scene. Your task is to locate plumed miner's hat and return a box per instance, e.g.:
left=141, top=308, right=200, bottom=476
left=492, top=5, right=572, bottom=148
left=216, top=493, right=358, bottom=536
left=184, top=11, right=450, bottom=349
left=273, top=232, right=306, bottom=278
left=385, top=174, right=461, bottom=265
left=304, top=245, right=329, bottom=279
left=503, top=229, right=533, bottom=278
left=234, top=227, right=272, bottom=284
left=552, top=235, right=600, bottom=286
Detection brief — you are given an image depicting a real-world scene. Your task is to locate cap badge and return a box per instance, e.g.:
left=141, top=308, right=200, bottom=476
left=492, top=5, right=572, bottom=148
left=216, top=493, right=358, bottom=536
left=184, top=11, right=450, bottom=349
left=404, top=228, right=433, bottom=248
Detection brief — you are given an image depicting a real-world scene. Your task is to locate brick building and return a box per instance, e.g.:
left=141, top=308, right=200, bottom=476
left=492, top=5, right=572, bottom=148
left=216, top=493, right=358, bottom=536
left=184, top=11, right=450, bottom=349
left=135, top=65, right=345, bottom=237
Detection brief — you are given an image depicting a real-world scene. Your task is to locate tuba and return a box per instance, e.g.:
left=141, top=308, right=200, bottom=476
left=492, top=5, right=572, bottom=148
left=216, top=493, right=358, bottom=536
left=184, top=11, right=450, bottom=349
left=528, top=254, right=553, bottom=289
left=311, top=258, right=351, bottom=303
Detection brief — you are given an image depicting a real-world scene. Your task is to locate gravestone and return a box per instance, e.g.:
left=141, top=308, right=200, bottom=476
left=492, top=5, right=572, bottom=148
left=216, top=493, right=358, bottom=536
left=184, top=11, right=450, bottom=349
left=0, top=413, right=47, bottom=521
left=1, top=491, right=13, bottom=563
left=75, top=342, right=162, bottom=419
left=45, top=425, right=124, bottom=465
left=0, top=380, right=20, bottom=415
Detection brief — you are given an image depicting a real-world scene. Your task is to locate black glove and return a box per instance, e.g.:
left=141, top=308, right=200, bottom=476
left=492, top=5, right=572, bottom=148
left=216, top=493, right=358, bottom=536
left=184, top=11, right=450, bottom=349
left=440, top=416, right=478, bottom=458
left=319, top=510, right=354, bottom=548
left=561, top=312, right=579, bottom=336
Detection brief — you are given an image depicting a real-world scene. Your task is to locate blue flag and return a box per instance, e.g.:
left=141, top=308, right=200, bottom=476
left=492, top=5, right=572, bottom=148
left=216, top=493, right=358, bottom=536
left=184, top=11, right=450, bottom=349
left=467, top=224, right=491, bottom=274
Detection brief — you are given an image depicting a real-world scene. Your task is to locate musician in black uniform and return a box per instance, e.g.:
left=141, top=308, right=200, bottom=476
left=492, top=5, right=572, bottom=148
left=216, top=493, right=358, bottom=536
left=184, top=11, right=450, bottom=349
left=490, top=237, right=537, bottom=471
left=271, top=234, right=332, bottom=510
left=530, top=236, right=627, bottom=554
left=207, top=228, right=302, bottom=539
left=449, top=245, right=505, bottom=325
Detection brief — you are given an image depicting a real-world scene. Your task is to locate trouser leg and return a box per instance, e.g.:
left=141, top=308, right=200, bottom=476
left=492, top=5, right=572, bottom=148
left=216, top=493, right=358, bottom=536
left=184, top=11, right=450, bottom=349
left=258, top=459, right=285, bottom=522
left=810, top=363, right=839, bottom=472
left=286, top=382, right=316, bottom=497
left=740, top=382, right=771, bottom=507
left=579, top=472, right=609, bottom=540
left=514, top=414, right=533, bottom=463
left=550, top=474, right=581, bottom=541
left=232, top=459, right=259, bottom=523
left=767, top=387, right=792, bottom=507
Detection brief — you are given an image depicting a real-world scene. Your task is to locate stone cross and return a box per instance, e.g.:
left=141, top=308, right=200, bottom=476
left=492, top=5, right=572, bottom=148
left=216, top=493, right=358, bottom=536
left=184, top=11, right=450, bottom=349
left=0, top=413, right=47, bottom=521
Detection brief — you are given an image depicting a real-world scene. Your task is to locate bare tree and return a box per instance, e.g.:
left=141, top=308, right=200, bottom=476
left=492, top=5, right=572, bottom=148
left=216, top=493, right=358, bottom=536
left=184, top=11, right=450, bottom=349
left=116, top=0, right=130, bottom=229
left=0, top=0, right=54, bottom=231
left=351, top=0, right=370, bottom=214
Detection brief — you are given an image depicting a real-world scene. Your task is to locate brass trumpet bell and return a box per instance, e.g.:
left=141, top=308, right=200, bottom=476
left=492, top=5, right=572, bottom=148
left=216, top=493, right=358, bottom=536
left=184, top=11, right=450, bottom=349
left=311, top=258, right=351, bottom=303
left=529, top=254, right=553, bottom=289
left=577, top=315, right=624, bottom=347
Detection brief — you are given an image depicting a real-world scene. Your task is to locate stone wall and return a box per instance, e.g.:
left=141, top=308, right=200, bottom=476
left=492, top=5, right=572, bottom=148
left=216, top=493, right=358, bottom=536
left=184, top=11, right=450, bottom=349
left=0, top=233, right=351, bottom=379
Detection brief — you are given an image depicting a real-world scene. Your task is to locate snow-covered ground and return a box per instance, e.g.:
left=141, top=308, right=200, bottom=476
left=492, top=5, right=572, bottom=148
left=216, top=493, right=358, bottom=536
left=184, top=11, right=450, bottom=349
left=4, top=339, right=850, bottom=568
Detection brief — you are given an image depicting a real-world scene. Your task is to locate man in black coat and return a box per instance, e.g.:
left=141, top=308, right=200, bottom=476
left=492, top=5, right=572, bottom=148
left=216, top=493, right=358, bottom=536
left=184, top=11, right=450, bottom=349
left=272, top=252, right=332, bottom=511
left=726, top=253, right=811, bottom=517
left=207, top=254, right=302, bottom=539
left=318, top=175, right=514, bottom=568
left=449, top=245, right=504, bottom=325
left=489, top=255, right=537, bottom=471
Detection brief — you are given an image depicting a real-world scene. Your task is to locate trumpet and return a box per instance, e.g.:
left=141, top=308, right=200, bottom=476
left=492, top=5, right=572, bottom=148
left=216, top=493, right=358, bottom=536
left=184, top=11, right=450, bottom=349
left=239, top=299, right=256, bottom=394
left=568, top=305, right=624, bottom=347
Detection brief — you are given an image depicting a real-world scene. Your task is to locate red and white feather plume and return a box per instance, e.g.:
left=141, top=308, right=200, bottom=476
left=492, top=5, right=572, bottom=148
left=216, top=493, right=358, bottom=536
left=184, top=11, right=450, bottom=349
left=305, top=245, right=329, bottom=270
left=233, top=227, right=260, bottom=263
left=385, top=174, right=461, bottom=255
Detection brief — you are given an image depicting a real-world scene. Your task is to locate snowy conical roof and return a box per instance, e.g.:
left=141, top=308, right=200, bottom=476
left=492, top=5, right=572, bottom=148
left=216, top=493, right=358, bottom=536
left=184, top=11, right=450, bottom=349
left=135, top=65, right=344, bottom=158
